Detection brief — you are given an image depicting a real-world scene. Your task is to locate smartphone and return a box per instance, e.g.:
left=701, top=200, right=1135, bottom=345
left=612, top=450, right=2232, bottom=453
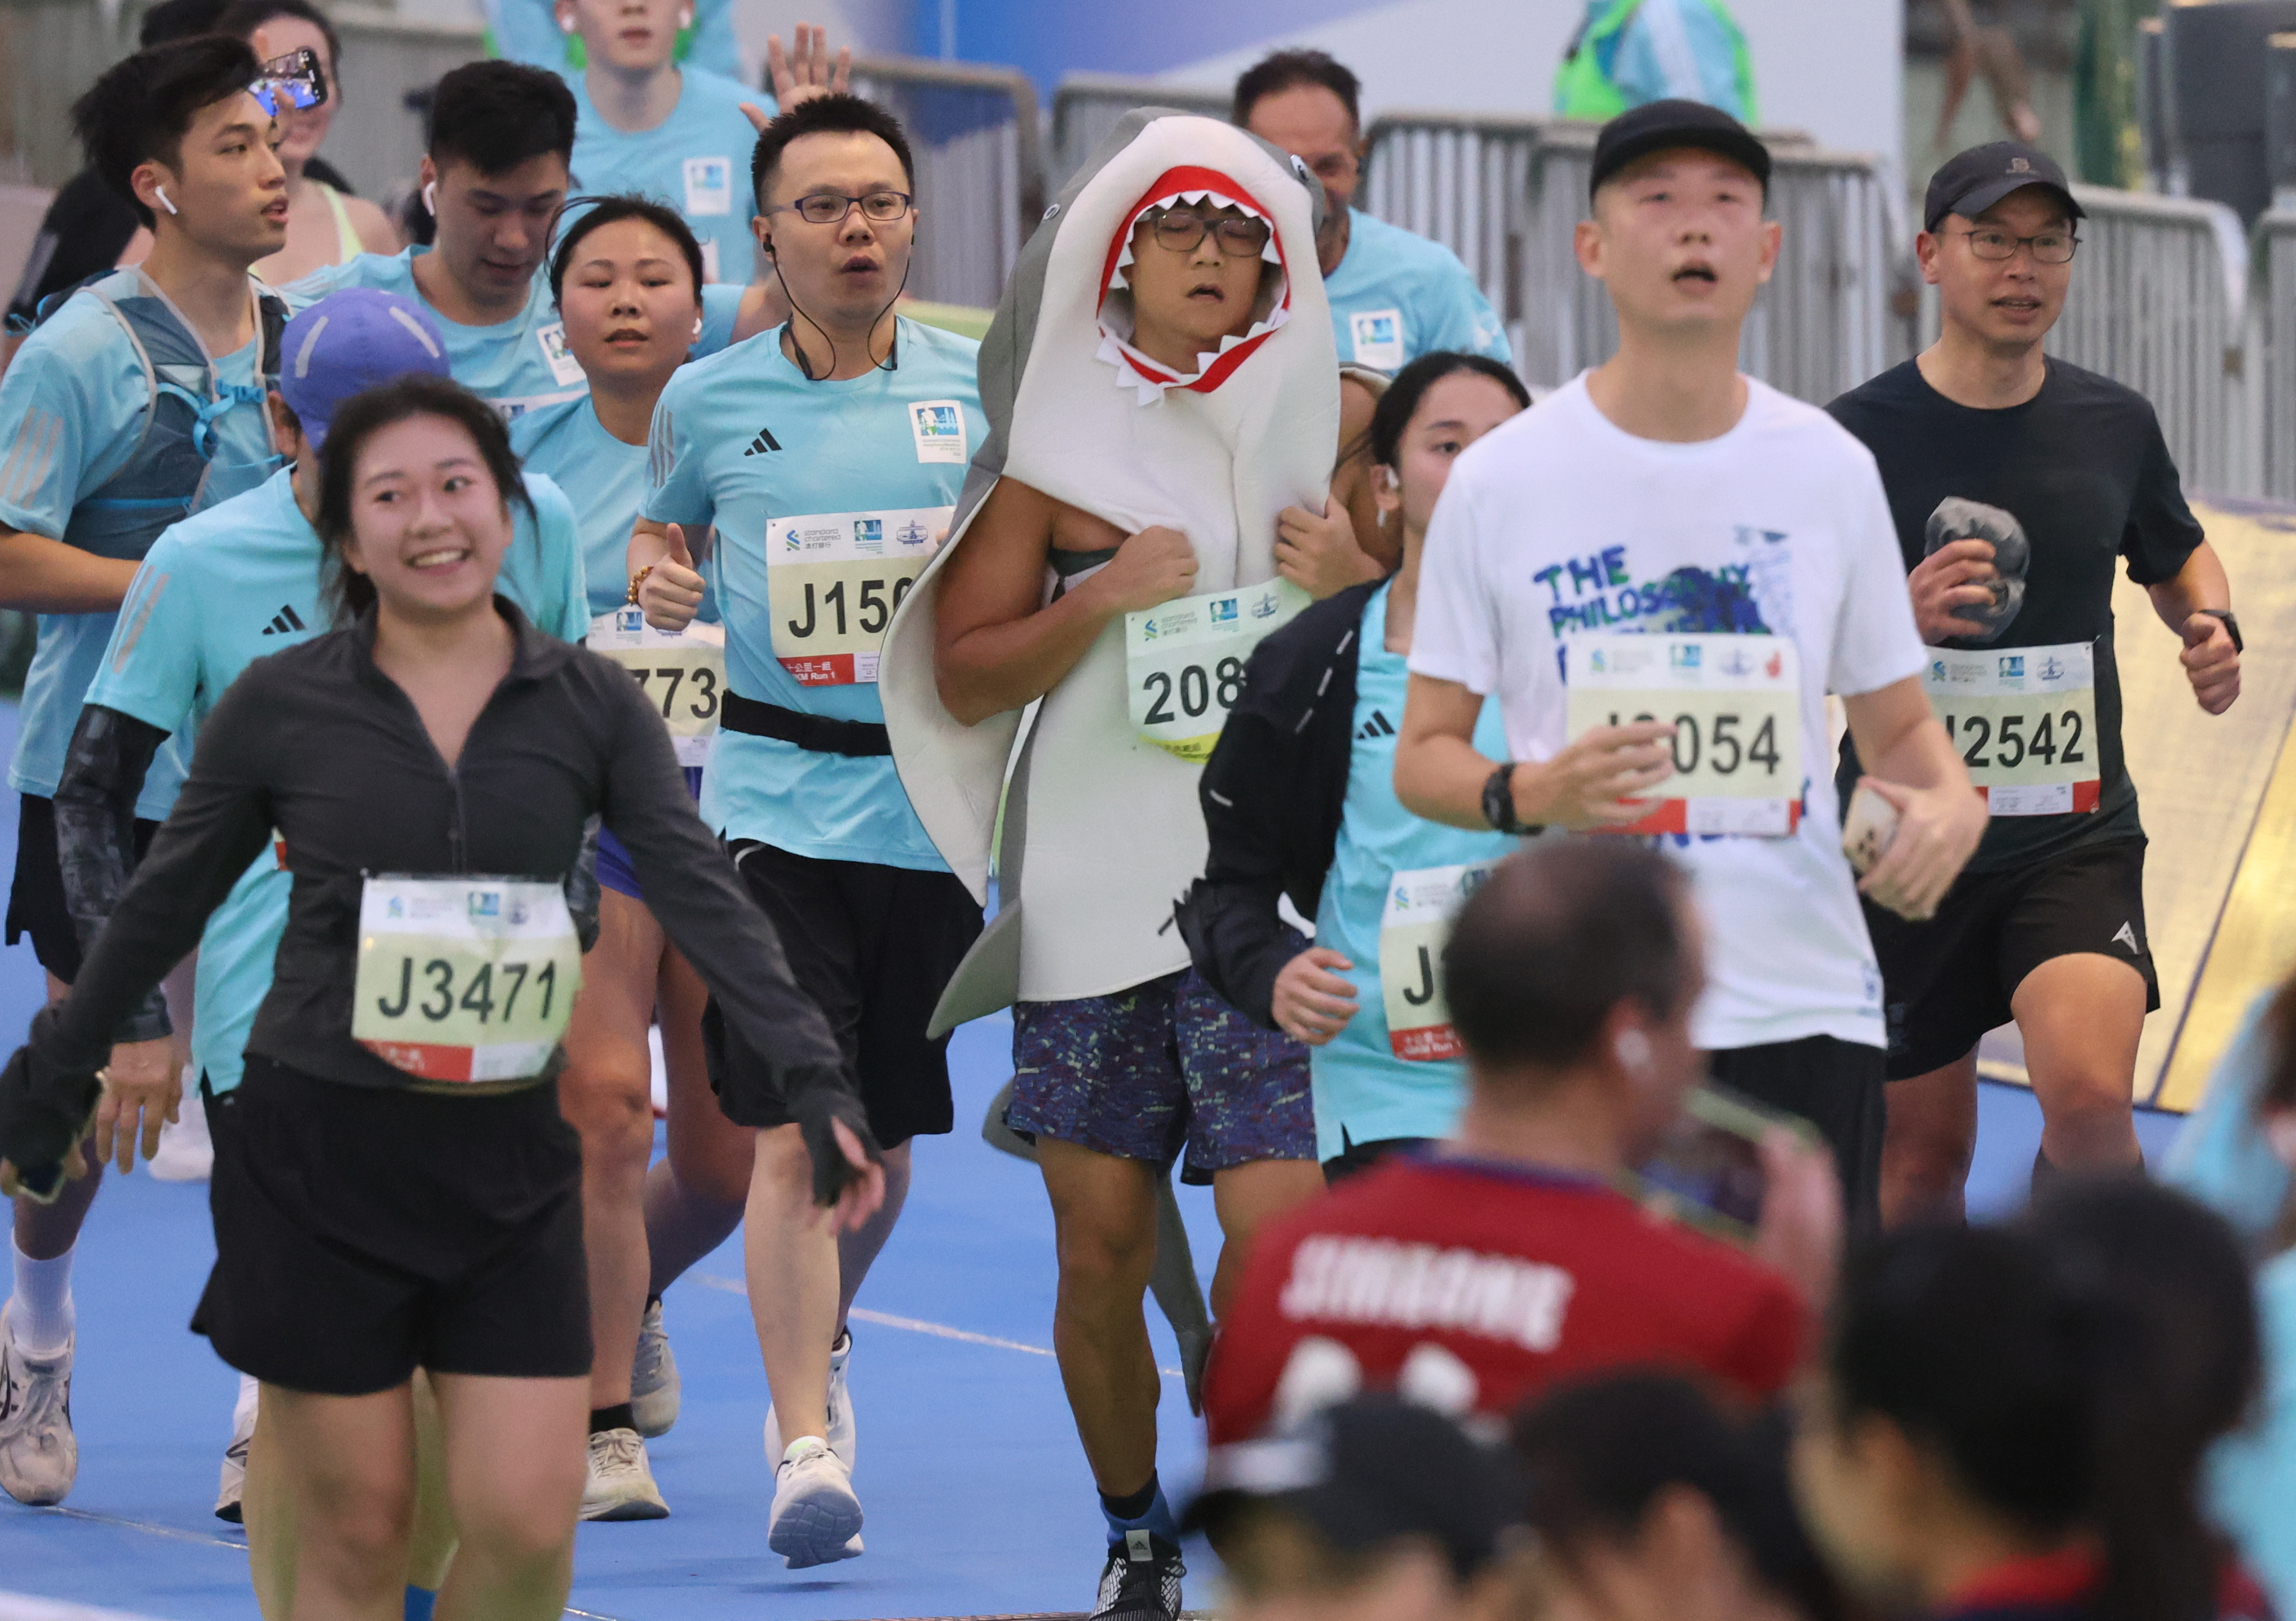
left=251, top=47, right=329, bottom=118
left=1841, top=781, right=1900, bottom=876
left=1621, top=1084, right=1812, bottom=1245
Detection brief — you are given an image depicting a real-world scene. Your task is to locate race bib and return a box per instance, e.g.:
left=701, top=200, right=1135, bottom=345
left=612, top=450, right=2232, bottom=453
left=683, top=155, right=733, bottom=216
left=1925, top=641, right=2099, bottom=816
left=1564, top=633, right=1803, bottom=836
left=351, top=876, right=582, bottom=1083
left=1379, top=860, right=1502, bottom=1061
left=588, top=608, right=725, bottom=765
left=537, top=321, right=586, bottom=387
left=1348, top=308, right=1405, bottom=371
left=766, top=507, right=949, bottom=685
left=1124, top=579, right=1310, bottom=762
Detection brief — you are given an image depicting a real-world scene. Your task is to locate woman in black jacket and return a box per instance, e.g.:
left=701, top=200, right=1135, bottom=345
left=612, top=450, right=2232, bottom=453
left=1178, top=352, right=1529, bottom=1182
left=0, top=375, right=879, bottom=1621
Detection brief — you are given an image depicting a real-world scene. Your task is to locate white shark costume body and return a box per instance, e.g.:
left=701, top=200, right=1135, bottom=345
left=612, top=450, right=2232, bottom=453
left=881, top=111, right=1339, bottom=1016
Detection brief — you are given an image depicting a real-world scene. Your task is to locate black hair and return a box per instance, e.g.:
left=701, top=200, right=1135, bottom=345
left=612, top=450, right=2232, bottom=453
left=748, top=91, right=915, bottom=212
left=315, top=374, right=534, bottom=626
left=213, top=0, right=343, bottom=78
left=1828, top=1223, right=2236, bottom=1621
left=1443, top=841, right=1693, bottom=1072
left=549, top=194, right=706, bottom=306
left=1232, top=48, right=1361, bottom=131
left=1368, top=351, right=1529, bottom=470
left=1512, top=1372, right=1844, bottom=1621
left=426, top=60, right=576, bottom=176
left=138, top=0, right=232, bottom=47
left=72, top=34, right=263, bottom=228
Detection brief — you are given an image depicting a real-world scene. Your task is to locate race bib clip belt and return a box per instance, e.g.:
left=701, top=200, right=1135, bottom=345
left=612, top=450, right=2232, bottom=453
left=1379, top=859, right=1502, bottom=1061
left=1123, top=578, right=1311, bottom=762
left=720, top=690, right=892, bottom=758
left=1563, top=632, right=1803, bottom=837
left=351, top=875, right=582, bottom=1084
left=1923, top=641, right=2100, bottom=817
left=588, top=608, right=725, bottom=767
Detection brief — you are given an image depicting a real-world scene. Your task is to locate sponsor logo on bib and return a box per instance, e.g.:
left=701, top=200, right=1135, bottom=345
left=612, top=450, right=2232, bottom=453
left=1348, top=307, right=1405, bottom=370
left=910, top=400, right=967, bottom=463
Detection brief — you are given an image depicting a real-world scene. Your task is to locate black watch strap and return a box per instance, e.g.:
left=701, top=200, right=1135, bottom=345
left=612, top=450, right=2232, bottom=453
left=2200, top=608, right=2243, bottom=653
left=1484, top=762, right=1543, bottom=836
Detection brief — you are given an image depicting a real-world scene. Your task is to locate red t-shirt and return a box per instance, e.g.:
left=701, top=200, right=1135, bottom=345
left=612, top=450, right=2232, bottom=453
left=1202, top=1155, right=1808, bottom=1444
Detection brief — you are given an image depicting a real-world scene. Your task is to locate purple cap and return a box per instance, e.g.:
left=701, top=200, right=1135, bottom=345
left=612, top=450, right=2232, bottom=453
left=278, top=288, right=452, bottom=450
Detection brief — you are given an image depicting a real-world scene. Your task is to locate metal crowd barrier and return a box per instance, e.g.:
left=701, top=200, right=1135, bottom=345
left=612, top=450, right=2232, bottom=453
left=2249, top=208, right=2296, bottom=501
left=1049, top=74, right=1231, bottom=192
left=1359, top=112, right=1546, bottom=364
left=848, top=56, right=1042, bottom=311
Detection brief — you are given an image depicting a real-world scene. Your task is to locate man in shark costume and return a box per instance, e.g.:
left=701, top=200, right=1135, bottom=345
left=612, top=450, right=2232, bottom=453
left=880, top=110, right=1337, bottom=1619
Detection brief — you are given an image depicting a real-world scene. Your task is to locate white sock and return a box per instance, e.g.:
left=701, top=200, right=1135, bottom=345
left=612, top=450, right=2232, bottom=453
left=8, top=1239, right=74, bottom=1355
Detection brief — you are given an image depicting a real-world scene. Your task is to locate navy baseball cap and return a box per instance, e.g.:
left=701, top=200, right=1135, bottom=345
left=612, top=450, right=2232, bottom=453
left=277, top=289, right=452, bottom=450
left=1923, top=141, right=2085, bottom=234
left=1590, top=98, right=1771, bottom=200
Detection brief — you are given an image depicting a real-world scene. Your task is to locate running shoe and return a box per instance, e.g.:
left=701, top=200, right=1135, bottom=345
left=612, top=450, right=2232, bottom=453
left=630, top=1298, right=679, bottom=1439
left=581, top=1428, right=670, bottom=1521
left=767, top=1436, right=862, bottom=1569
left=1090, top=1530, right=1186, bottom=1621
left=148, top=1075, right=213, bottom=1182
left=0, top=1305, right=77, bottom=1507
left=215, top=1372, right=258, bottom=1522
left=762, top=1326, right=855, bottom=1467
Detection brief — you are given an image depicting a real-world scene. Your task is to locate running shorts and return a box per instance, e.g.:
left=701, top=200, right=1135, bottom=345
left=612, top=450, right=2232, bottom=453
left=7, top=794, right=157, bottom=984
left=192, top=1057, right=590, bottom=1394
left=704, top=840, right=982, bottom=1149
left=596, top=767, right=705, bottom=901
left=1008, top=944, right=1317, bottom=1185
left=1864, top=835, right=2158, bottom=1082
left=1707, top=1035, right=1886, bottom=1237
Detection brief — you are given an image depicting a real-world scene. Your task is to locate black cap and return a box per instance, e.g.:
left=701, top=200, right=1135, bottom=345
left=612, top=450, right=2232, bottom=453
left=1181, top=1395, right=1526, bottom=1580
left=1590, top=99, right=1771, bottom=200
left=1923, top=140, right=2085, bottom=233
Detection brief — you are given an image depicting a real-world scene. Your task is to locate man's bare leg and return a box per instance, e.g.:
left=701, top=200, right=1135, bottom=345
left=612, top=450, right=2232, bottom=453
left=1878, top=1052, right=1979, bottom=1226
left=2011, top=952, right=2147, bottom=1177
left=1038, top=1139, right=1162, bottom=1495
left=1205, top=1158, right=1323, bottom=1322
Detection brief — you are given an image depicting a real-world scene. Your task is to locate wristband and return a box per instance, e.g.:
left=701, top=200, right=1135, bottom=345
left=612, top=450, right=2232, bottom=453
left=2199, top=608, right=2242, bottom=653
left=1483, top=762, right=1541, bottom=836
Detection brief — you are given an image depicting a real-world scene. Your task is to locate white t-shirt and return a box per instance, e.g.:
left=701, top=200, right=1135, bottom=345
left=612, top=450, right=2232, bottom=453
left=1409, top=374, right=1926, bottom=1052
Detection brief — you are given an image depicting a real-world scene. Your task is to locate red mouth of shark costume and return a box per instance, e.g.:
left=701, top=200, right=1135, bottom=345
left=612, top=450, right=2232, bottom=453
left=1095, top=166, right=1293, bottom=404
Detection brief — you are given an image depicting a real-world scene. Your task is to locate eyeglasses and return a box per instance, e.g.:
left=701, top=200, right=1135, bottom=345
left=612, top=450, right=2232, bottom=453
left=770, top=190, right=914, bottom=227
left=1957, top=227, right=2078, bottom=264
left=1144, top=209, right=1273, bottom=258
left=250, top=47, right=328, bottom=117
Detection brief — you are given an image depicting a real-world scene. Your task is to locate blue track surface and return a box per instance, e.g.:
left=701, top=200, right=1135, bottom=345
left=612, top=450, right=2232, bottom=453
left=0, top=700, right=2187, bottom=1619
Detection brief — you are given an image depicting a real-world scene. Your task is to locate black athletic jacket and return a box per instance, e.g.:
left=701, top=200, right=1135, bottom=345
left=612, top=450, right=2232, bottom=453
left=1175, top=581, right=1380, bottom=1029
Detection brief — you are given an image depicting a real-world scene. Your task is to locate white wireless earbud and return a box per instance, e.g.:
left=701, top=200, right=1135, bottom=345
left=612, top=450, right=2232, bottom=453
left=692, top=316, right=702, bottom=337
left=422, top=179, right=438, bottom=215
left=560, top=12, right=575, bottom=29
left=1614, top=1029, right=1652, bottom=1071
left=154, top=184, right=179, bottom=216
left=679, top=9, right=693, bottom=26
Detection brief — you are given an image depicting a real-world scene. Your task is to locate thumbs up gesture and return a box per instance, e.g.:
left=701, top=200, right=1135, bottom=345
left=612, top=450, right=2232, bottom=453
left=636, top=521, right=707, bottom=631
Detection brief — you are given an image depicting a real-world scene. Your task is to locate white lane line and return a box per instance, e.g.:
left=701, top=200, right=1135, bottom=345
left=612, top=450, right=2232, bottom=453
left=41, top=1507, right=245, bottom=1552
left=689, top=1275, right=1183, bottom=1379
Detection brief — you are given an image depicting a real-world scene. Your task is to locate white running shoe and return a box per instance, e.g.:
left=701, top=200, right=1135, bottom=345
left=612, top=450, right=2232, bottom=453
left=148, top=1071, right=213, bottom=1182
left=630, top=1299, right=679, bottom=1439
left=762, top=1326, right=854, bottom=1467
left=215, top=1372, right=258, bottom=1522
left=767, top=1436, right=862, bottom=1569
left=0, top=1305, right=77, bottom=1506
left=581, top=1428, right=670, bottom=1521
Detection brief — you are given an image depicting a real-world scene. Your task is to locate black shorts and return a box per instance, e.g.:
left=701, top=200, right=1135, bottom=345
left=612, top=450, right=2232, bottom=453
left=6, top=794, right=158, bottom=984
left=706, top=841, right=983, bottom=1149
left=192, top=1057, right=591, bottom=1395
left=1864, top=836, right=2159, bottom=1082
left=1706, top=1035, right=1886, bottom=1237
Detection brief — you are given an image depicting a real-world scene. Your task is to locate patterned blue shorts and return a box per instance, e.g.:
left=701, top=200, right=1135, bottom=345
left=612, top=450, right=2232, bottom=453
left=1008, top=953, right=1315, bottom=1183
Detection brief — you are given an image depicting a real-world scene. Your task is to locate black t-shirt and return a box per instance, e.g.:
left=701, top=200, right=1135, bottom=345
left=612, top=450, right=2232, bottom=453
left=1828, top=357, right=2204, bottom=872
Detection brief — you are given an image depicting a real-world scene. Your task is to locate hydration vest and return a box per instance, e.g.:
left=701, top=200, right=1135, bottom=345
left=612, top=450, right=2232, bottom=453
left=1554, top=0, right=1759, bottom=125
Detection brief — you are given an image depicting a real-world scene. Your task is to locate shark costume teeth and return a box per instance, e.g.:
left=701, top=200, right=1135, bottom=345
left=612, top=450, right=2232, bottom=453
left=879, top=111, right=1339, bottom=1018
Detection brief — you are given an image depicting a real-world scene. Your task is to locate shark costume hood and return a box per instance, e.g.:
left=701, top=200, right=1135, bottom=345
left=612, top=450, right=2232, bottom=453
left=879, top=110, right=1339, bottom=1015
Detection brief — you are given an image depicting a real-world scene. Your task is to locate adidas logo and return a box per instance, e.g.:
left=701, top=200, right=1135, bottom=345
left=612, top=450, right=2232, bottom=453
left=1356, top=708, right=1396, bottom=741
left=260, top=603, right=308, bottom=636
left=742, top=425, right=782, bottom=456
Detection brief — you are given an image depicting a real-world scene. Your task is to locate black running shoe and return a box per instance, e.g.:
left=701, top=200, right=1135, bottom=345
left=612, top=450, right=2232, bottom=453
left=1090, top=1530, right=1185, bottom=1621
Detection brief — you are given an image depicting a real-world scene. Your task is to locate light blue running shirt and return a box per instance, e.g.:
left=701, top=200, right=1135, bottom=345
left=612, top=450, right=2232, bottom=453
left=83, top=463, right=588, bottom=1094
left=484, top=0, right=740, bottom=81
left=0, top=292, right=277, bottom=819
left=643, top=318, right=984, bottom=869
left=569, top=70, right=770, bottom=286
left=284, top=250, right=746, bottom=418
left=511, top=396, right=719, bottom=620
left=1310, top=582, right=1514, bottom=1159
left=1325, top=209, right=1511, bottom=374
left=2210, top=1249, right=2296, bottom=1616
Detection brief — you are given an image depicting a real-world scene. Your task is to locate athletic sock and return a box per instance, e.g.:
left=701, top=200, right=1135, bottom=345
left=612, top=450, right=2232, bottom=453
left=1099, top=1473, right=1178, bottom=1547
left=589, top=1402, right=636, bottom=1437
left=7, top=1239, right=74, bottom=1354
left=402, top=1586, right=437, bottom=1621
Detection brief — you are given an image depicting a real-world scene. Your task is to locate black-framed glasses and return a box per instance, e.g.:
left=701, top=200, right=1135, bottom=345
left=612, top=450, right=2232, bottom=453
left=250, top=47, right=328, bottom=117
left=1145, top=209, right=1272, bottom=258
left=771, top=190, right=913, bottom=227
left=1957, top=226, right=2078, bottom=264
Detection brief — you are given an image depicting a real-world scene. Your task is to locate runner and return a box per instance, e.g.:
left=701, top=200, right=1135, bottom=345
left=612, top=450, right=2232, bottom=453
left=0, top=34, right=295, bottom=1508
left=484, top=0, right=741, bottom=84
left=883, top=109, right=1338, bottom=1621
left=52, top=287, right=585, bottom=1544
left=281, top=60, right=777, bottom=418
left=1391, top=100, right=1988, bottom=1229
left=1825, top=141, right=2239, bottom=1222
left=0, top=371, right=882, bottom=1621
left=1178, top=352, right=1528, bottom=1180
left=631, top=93, right=986, bottom=1568
left=1233, top=50, right=1511, bottom=373
left=512, top=195, right=753, bottom=1520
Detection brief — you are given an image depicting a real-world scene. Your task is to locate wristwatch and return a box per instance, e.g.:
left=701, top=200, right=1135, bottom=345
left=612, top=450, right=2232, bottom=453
left=2198, top=608, right=2243, bottom=653
left=1482, top=762, right=1542, bottom=836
